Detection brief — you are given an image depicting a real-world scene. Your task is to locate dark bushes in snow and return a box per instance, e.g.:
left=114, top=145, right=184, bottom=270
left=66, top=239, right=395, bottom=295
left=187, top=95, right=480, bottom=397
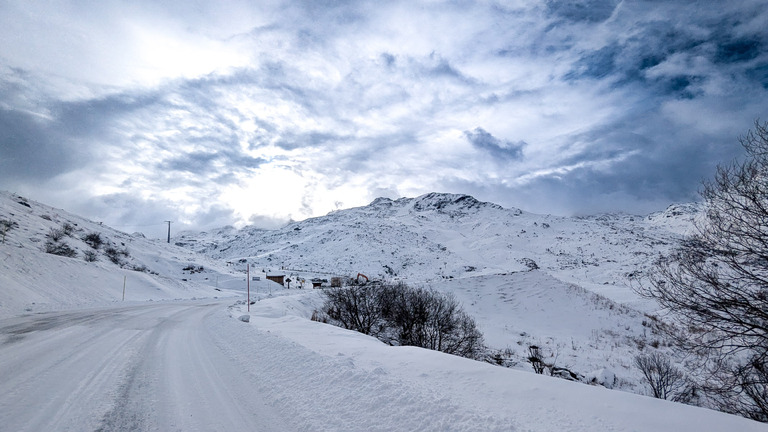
left=324, top=284, right=384, bottom=337
left=47, top=227, right=65, bottom=242
left=1, top=219, right=17, bottom=243
left=322, top=282, right=485, bottom=359
left=44, top=227, right=77, bottom=258
left=44, top=239, right=77, bottom=258
left=83, top=249, right=98, bottom=262
left=104, top=245, right=130, bottom=265
left=82, top=232, right=103, bottom=249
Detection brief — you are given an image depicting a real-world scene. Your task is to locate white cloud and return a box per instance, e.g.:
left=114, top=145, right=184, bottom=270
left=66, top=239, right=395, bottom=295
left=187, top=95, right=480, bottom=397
left=1, top=0, right=767, bottom=235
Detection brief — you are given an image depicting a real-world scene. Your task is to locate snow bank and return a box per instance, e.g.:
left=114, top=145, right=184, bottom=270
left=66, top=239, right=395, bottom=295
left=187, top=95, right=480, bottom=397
left=218, top=293, right=765, bottom=432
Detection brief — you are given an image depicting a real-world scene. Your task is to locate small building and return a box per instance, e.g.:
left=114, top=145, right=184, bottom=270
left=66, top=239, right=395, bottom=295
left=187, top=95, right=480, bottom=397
left=266, top=274, right=285, bottom=286
left=311, top=278, right=324, bottom=289
left=330, top=277, right=342, bottom=287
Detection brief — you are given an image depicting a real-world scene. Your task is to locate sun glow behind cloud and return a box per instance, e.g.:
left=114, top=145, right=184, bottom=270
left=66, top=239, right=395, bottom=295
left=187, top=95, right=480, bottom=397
left=127, top=23, right=250, bottom=86
left=1, top=0, right=767, bottom=236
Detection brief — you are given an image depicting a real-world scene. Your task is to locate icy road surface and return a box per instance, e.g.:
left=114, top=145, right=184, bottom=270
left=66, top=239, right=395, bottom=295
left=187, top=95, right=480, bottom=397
left=0, top=299, right=289, bottom=431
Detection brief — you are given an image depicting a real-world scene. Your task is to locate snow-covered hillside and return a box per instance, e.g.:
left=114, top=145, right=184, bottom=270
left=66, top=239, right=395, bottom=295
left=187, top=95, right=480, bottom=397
left=0, top=191, right=251, bottom=317
left=222, top=292, right=764, bottom=431
left=171, top=192, right=706, bottom=394
left=5, top=190, right=762, bottom=431
left=176, top=192, right=696, bottom=305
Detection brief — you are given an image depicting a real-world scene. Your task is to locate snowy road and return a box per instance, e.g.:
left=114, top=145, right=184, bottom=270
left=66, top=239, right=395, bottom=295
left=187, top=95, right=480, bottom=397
left=2, top=296, right=765, bottom=432
left=0, top=299, right=289, bottom=431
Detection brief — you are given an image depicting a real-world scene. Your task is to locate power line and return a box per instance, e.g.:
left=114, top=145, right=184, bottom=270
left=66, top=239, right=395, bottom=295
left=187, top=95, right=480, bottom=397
left=109, top=222, right=168, bottom=228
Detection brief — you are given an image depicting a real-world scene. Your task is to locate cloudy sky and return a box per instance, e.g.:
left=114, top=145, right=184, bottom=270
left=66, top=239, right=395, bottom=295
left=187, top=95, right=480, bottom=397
left=1, top=0, right=767, bottom=237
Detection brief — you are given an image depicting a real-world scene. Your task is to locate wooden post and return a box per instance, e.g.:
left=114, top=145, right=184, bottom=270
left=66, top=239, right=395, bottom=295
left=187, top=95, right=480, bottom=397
left=247, top=265, right=250, bottom=312
left=122, top=275, right=126, bottom=301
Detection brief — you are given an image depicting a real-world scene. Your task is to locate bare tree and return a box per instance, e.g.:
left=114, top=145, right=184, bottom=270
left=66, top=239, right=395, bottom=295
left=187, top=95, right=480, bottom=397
left=323, top=285, right=383, bottom=336
left=637, top=121, right=768, bottom=421
left=527, top=345, right=545, bottom=374
left=634, top=352, right=685, bottom=400
left=377, top=284, right=485, bottom=359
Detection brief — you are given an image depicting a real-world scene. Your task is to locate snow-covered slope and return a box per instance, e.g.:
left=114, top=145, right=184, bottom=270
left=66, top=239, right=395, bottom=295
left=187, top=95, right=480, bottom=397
left=171, top=192, right=702, bottom=393
left=178, top=192, right=695, bottom=305
left=221, top=292, right=765, bottom=431
left=0, top=191, right=251, bottom=317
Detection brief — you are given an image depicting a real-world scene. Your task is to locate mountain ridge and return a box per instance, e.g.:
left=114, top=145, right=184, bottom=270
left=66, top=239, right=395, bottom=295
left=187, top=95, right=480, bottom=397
left=175, top=192, right=693, bottom=303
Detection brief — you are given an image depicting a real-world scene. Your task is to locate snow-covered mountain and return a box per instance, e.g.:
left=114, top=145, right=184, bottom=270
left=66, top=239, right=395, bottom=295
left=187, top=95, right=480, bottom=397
left=177, top=192, right=694, bottom=304
left=6, top=190, right=760, bottom=431
left=170, top=192, right=703, bottom=392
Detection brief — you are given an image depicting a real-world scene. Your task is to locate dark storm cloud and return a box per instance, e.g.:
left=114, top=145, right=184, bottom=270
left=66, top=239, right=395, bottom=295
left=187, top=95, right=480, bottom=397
left=464, top=128, right=525, bottom=161
left=53, top=91, right=166, bottom=137
left=0, top=108, right=83, bottom=182
left=716, top=39, right=762, bottom=64
left=160, top=150, right=267, bottom=175
left=559, top=0, right=768, bottom=98
left=546, top=0, right=620, bottom=23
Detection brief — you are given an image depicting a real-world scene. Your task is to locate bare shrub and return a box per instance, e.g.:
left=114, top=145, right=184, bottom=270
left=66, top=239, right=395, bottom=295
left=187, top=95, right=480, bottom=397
left=528, top=345, right=546, bottom=374
left=1, top=219, right=17, bottom=243
left=82, top=232, right=103, bottom=249
left=83, top=249, right=98, bottom=262
left=44, top=240, right=77, bottom=258
left=61, top=222, right=75, bottom=236
left=47, top=228, right=65, bottom=242
left=377, top=284, right=485, bottom=359
left=485, top=347, right=518, bottom=368
left=324, top=284, right=384, bottom=336
left=0, top=219, right=17, bottom=231
left=322, top=282, right=485, bottom=360
left=104, top=245, right=130, bottom=265
left=634, top=352, right=686, bottom=400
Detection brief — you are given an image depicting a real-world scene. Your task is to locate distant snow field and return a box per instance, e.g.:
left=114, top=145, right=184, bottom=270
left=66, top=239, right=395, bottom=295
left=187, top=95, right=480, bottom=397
left=1, top=190, right=763, bottom=431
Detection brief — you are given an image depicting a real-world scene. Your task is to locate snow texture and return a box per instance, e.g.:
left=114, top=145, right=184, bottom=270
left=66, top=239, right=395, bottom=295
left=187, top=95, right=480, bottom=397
left=1, top=190, right=764, bottom=431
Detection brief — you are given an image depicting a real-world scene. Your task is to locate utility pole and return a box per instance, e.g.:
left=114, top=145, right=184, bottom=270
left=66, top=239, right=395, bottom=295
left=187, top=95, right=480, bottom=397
left=164, top=221, right=172, bottom=243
